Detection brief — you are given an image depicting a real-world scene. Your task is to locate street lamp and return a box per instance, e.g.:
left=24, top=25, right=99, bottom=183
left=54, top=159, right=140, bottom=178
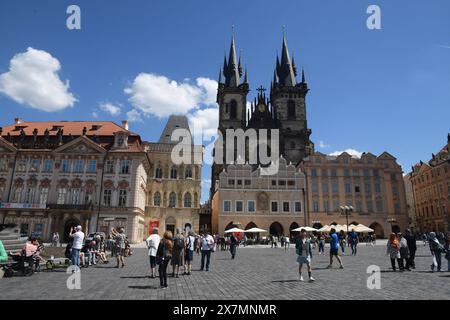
left=340, top=206, right=354, bottom=233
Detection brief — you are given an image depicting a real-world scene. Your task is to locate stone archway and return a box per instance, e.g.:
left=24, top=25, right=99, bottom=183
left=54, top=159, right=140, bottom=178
left=269, top=222, right=284, bottom=237
left=224, top=222, right=235, bottom=231
left=369, top=222, right=384, bottom=238
left=63, top=217, right=81, bottom=243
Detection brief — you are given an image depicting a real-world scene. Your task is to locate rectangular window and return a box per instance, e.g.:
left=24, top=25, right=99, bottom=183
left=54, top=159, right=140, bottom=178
left=247, top=200, right=255, bottom=212
left=332, top=182, right=339, bottom=193
left=375, top=183, right=381, bottom=193
left=228, top=179, right=235, bottom=186
left=345, top=182, right=352, bottom=193
left=72, top=189, right=82, bottom=205
left=287, top=180, right=295, bottom=186
left=61, top=159, right=70, bottom=173
left=311, top=169, right=317, bottom=177
left=344, top=169, right=350, bottom=177
left=392, top=185, right=399, bottom=197
left=73, top=160, right=84, bottom=173
left=373, top=169, right=379, bottom=177
left=376, top=200, right=383, bottom=212
left=120, top=160, right=130, bottom=174
left=363, top=169, right=370, bottom=177
left=245, top=180, right=251, bottom=186
left=322, top=183, right=329, bottom=193
left=57, top=188, right=67, bottom=204
left=271, top=180, right=277, bottom=186
left=223, top=200, right=231, bottom=212
left=283, top=201, right=290, bottom=213
left=278, top=180, right=286, bottom=186
left=0, top=158, right=8, bottom=172
left=39, top=187, right=49, bottom=205
left=353, top=169, right=359, bottom=177
left=236, top=201, right=243, bottom=212
left=271, top=201, right=278, bottom=212
left=312, top=182, right=318, bottom=193
left=87, top=160, right=97, bottom=173
left=294, top=202, right=302, bottom=212
left=103, top=189, right=112, bottom=206
left=237, top=180, right=242, bottom=186
left=356, top=201, right=362, bottom=212
left=17, top=159, right=27, bottom=172
left=30, top=159, right=40, bottom=172
left=331, top=169, right=337, bottom=177
left=24, top=187, right=35, bottom=204
left=323, top=200, right=329, bottom=212
left=321, top=169, right=328, bottom=177
left=313, top=201, right=319, bottom=212
left=355, top=185, right=360, bottom=193
left=365, top=183, right=372, bottom=194
left=43, top=159, right=53, bottom=172
left=118, top=190, right=127, bottom=207
left=105, top=160, right=115, bottom=174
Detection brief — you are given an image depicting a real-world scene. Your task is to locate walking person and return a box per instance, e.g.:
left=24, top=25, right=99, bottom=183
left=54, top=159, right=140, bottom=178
left=404, top=229, right=417, bottom=269
left=184, top=231, right=195, bottom=275
left=156, top=231, right=173, bottom=289
left=317, top=233, right=325, bottom=255
left=349, top=229, right=358, bottom=255
left=200, top=232, right=214, bottom=271
left=69, top=225, right=84, bottom=270
left=111, top=227, right=126, bottom=268
left=398, top=233, right=410, bottom=271
left=429, top=232, right=444, bottom=272
left=386, top=233, right=402, bottom=271
left=338, top=230, right=346, bottom=255
left=295, top=229, right=315, bottom=282
left=146, top=228, right=161, bottom=278
left=327, top=228, right=344, bottom=269
left=229, top=234, right=238, bottom=259
left=171, top=229, right=185, bottom=278
left=285, top=235, right=290, bottom=251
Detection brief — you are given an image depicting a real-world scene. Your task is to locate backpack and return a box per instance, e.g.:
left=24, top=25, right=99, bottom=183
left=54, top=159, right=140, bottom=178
left=174, top=237, right=184, bottom=250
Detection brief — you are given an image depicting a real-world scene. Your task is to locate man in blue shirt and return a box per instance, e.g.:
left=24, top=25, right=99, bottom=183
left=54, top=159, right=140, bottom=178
left=349, top=229, right=359, bottom=256
left=327, top=228, right=344, bottom=269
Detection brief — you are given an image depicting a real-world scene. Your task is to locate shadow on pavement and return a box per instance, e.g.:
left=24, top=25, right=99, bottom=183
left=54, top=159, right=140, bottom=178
left=128, top=285, right=159, bottom=290
left=271, top=279, right=299, bottom=283
left=121, top=276, right=149, bottom=279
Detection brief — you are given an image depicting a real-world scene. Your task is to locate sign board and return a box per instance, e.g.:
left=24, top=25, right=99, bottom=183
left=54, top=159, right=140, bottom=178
left=149, top=220, right=159, bottom=235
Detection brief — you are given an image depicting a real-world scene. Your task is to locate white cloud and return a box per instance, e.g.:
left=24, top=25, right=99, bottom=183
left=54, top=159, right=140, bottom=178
left=318, top=140, right=330, bottom=148
left=188, top=107, right=219, bottom=142
left=329, top=149, right=364, bottom=158
left=91, top=111, right=99, bottom=118
left=0, top=47, right=76, bottom=111
left=126, top=109, right=143, bottom=123
left=99, top=102, right=121, bottom=116
left=124, top=73, right=217, bottom=118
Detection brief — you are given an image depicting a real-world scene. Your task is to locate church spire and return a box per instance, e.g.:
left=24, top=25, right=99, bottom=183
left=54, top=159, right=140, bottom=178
left=301, top=67, right=306, bottom=83
left=276, top=31, right=297, bottom=87
left=223, top=31, right=241, bottom=87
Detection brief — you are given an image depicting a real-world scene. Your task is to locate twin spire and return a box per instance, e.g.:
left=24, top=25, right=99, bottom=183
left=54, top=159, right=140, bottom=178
left=220, top=28, right=305, bottom=89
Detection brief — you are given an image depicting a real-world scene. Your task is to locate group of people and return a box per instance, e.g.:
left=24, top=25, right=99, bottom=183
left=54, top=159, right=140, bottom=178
left=387, top=230, right=450, bottom=272
left=145, top=228, right=215, bottom=289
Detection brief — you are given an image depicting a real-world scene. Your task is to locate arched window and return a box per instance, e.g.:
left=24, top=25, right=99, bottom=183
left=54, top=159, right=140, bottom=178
left=287, top=100, right=296, bottom=119
left=230, top=100, right=237, bottom=119
left=184, top=193, right=192, bottom=208
left=154, top=192, right=161, bottom=207
left=170, top=166, right=177, bottom=179
left=155, top=167, right=163, bottom=179
left=169, top=192, right=176, bottom=208
left=185, top=166, right=192, bottom=179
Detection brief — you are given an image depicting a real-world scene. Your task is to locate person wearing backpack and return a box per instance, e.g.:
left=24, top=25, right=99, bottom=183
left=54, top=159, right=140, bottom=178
left=146, top=228, right=161, bottom=278
left=171, top=229, right=185, bottom=278
left=156, top=231, right=173, bottom=289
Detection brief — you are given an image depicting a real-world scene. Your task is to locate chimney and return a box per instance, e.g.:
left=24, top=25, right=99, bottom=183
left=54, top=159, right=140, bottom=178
left=122, top=120, right=129, bottom=130
left=14, top=118, right=23, bottom=124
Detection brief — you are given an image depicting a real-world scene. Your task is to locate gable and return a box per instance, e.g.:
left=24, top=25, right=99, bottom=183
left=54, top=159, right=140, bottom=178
left=0, top=137, right=17, bottom=153
left=53, top=136, right=106, bottom=155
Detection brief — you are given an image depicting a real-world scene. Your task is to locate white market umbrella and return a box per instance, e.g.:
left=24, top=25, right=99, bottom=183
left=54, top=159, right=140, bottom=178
left=224, top=227, right=245, bottom=233
left=244, top=227, right=268, bottom=233
left=353, top=224, right=374, bottom=233
left=292, top=227, right=318, bottom=232
left=318, top=225, right=330, bottom=232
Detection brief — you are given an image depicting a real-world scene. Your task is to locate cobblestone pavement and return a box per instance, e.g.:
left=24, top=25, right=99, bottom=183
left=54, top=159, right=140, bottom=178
left=1, top=242, right=449, bottom=300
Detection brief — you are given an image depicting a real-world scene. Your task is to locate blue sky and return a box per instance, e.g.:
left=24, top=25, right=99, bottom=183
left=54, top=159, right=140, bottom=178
left=1, top=0, right=449, bottom=203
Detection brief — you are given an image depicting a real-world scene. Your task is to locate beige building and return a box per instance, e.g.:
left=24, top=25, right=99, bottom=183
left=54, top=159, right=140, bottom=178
left=144, top=116, right=203, bottom=236
left=211, top=157, right=307, bottom=236
left=409, top=134, right=450, bottom=233
left=403, top=173, right=416, bottom=230
left=301, top=151, right=409, bottom=238
left=0, top=119, right=150, bottom=243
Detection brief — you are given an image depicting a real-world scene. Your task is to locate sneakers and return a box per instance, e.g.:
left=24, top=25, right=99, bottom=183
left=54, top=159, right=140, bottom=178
left=309, top=277, right=315, bottom=282
left=299, top=276, right=304, bottom=282
left=339, top=265, right=344, bottom=269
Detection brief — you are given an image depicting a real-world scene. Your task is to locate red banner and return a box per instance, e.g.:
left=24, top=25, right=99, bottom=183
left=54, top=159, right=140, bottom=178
left=149, top=220, right=159, bottom=235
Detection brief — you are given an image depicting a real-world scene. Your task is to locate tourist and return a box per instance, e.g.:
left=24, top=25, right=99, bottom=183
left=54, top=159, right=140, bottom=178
left=398, top=233, right=409, bottom=271
left=184, top=231, right=196, bottom=275
left=404, top=229, right=417, bottom=269
left=295, top=229, right=315, bottom=282
left=444, top=238, right=450, bottom=272
left=327, top=228, right=344, bottom=269
left=280, top=235, right=285, bottom=248
left=338, top=230, right=346, bottom=255
left=349, top=229, right=358, bottom=255
left=229, top=234, right=238, bottom=259
left=95, top=235, right=109, bottom=264
left=69, top=225, right=84, bottom=269
left=386, top=233, right=401, bottom=271
left=429, top=232, right=444, bottom=272
left=200, top=232, right=214, bottom=271
left=52, top=233, right=59, bottom=247
left=172, top=229, right=185, bottom=278
left=285, top=235, right=290, bottom=251
left=111, top=227, right=127, bottom=268
left=156, top=231, right=173, bottom=289
left=146, top=228, right=161, bottom=278
left=317, top=233, right=325, bottom=255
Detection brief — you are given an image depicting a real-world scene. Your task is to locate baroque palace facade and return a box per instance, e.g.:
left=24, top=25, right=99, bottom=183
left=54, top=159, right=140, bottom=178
left=210, top=34, right=409, bottom=237
left=0, top=119, right=150, bottom=243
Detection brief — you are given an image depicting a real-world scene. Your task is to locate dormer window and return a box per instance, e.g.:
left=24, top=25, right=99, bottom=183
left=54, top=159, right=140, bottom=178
left=114, top=132, right=129, bottom=149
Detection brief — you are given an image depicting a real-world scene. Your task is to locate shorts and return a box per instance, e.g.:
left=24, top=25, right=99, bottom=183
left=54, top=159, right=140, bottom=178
left=149, top=256, right=156, bottom=268
left=185, top=250, right=194, bottom=262
left=297, top=255, right=311, bottom=265
left=330, top=248, right=339, bottom=256
left=116, top=248, right=126, bottom=256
